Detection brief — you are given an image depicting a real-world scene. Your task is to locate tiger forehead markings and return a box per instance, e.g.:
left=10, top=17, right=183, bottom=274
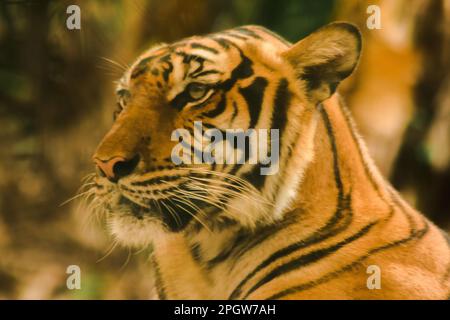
left=90, top=24, right=450, bottom=299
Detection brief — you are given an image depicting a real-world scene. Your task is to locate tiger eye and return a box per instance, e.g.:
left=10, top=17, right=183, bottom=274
left=187, top=83, right=208, bottom=100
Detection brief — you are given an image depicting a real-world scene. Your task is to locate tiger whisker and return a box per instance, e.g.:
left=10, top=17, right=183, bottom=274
left=165, top=194, right=212, bottom=233
left=161, top=179, right=230, bottom=212
left=80, top=173, right=96, bottom=183
left=159, top=200, right=183, bottom=228
left=151, top=198, right=163, bottom=216
left=180, top=167, right=258, bottom=188
left=81, top=196, right=108, bottom=230
left=120, top=247, right=132, bottom=271
left=160, top=179, right=237, bottom=219
left=189, top=174, right=253, bottom=193
left=180, top=167, right=271, bottom=205
left=87, top=198, right=108, bottom=226
left=182, top=187, right=244, bottom=216
left=164, top=189, right=213, bottom=230
left=171, top=184, right=237, bottom=216
left=100, top=56, right=128, bottom=72
left=187, top=176, right=269, bottom=206
left=97, top=239, right=120, bottom=263
left=59, top=188, right=95, bottom=207
left=186, top=177, right=270, bottom=208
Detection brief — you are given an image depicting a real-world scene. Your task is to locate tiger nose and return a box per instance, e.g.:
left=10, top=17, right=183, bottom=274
left=94, top=155, right=140, bottom=182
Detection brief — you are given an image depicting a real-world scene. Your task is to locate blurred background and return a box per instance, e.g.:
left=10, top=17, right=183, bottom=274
left=0, top=0, right=448, bottom=299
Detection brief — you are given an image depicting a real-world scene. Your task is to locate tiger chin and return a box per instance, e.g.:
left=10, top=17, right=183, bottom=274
left=89, top=22, right=450, bottom=299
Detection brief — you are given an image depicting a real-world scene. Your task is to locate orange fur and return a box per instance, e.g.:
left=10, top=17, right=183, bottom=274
left=90, top=24, right=450, bottom=300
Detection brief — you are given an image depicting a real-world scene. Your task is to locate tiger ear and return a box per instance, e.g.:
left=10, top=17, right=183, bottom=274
left=282, top=22, right=361, bottom=104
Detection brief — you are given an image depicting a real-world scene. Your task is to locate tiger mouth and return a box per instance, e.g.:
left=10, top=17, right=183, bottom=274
left=116, top=194, right=208, bottom=232
left=118, top=196, right=152, bottom=219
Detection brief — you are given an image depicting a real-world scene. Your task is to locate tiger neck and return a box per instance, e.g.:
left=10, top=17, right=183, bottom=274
left=293, top=94, right=390, bottom=230
left=182, top=94, right=389, bottom=271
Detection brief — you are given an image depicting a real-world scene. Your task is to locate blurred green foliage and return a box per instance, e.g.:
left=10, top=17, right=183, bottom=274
left=230, top=0, right=335, bottom=41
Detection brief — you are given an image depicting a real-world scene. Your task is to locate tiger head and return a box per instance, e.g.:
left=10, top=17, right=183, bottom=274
left=91, top=23, right=361, bottom=247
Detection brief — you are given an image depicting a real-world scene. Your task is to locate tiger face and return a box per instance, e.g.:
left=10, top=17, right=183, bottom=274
left=92, top=24, right=361, bottom=247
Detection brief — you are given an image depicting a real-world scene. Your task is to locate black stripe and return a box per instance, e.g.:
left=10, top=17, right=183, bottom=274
left=171, top=90, right=197, bottom=111
left=206, top=230, right=249, bottom=269
left=228, top=104, right=351, bottom=300
left=121, top=182, right=188, bottom=197
left=252, top=26, right=291, bottom=46
left=131, top=66, right=147, bottom=79
left=227, top=50, right=254, bottom=83
left=210, top=215, right=238, bottom=232
left=266, top=175, right=430, bottom=299
left=339, top=101, right=396, bottom=224
left=190, top=42, right=219, bottom=54
left=194, top=48, right=253, bottom=103
left=150, top=255, right=167, bottom=300
left=178, top=53, right=208, bottom=79
left=267, top=79, right=294, bottom=203
left=243, top=221, right=378, bottom=299
left=131, top=56, right=156, bottom=79
left=224, top=32, right=248, bottom=41
left=238, top=77, right=268, bottom=128
left=159, top=54, right=173, bottom=82
left=271, top=78, right=291, bottom=153
left=190, top=242, right=202, bottom=263
left=234, top=27, right=263, bottom=39
left=230, top=101, right=238, bottom=123
left=209, top=37, right=232, bottom=49
left=201, top=122, right=217, bottom=129
left=228, top=193, right=353, bottom=299
left=178, top=139, right=204, bottom=165
left=319, top=105, right=345, bottom=200
left=241, top=164, right=266, bottom=190
left=131, top=175, right=182, bottom=187
left=189, top=64, right=206, bottom=78
left=389, top=188, right=418, bottom=233
left=203, top=93, right=227, bottom=118
left=161, top=191, right=214, bottom=232
left=240, top=78, right=289, bottom=190
left=191, top=69, right=220, bottom=78
left=228, top=212, right=299, bottom=267
left=187, top=47, right=252, bottom=116
left=338, top=99, right=393, bottom=215
left=267, top=220, right=429, bottom=299
left=175, top=52, right=209, bottom=64
left=240, top=99, right=429, bottom=300
left=339, top=100, right=381, bottom=192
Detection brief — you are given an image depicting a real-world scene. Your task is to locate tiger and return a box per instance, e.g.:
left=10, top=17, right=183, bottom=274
left=90, top=22, right=450, bottom=299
